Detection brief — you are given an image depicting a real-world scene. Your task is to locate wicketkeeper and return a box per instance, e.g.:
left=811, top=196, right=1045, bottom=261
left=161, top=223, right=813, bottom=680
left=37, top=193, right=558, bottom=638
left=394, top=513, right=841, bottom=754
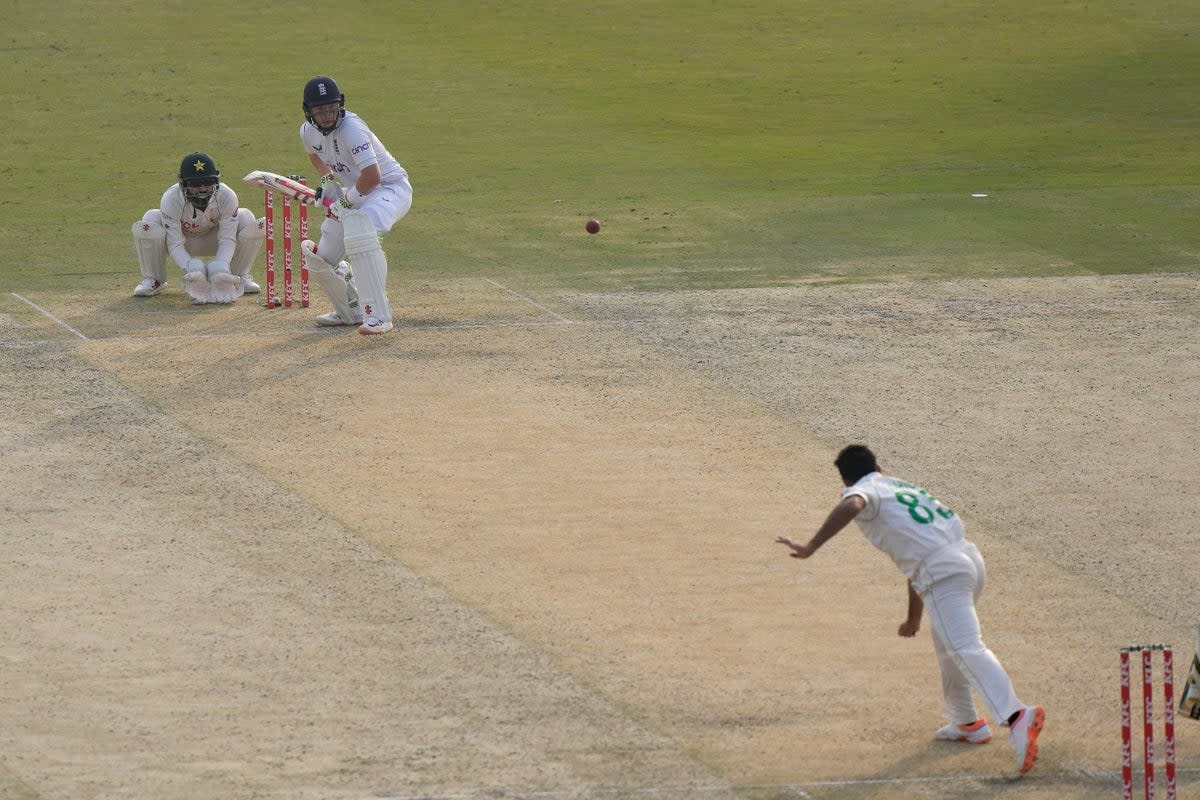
left=131, top=152, right=263, bottom=303
left=297, top=75, right=413, bottom=334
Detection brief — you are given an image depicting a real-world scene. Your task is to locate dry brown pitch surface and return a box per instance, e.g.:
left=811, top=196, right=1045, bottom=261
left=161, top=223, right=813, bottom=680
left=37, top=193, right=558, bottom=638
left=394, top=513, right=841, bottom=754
left=1, top=272, right=1196, bottom=799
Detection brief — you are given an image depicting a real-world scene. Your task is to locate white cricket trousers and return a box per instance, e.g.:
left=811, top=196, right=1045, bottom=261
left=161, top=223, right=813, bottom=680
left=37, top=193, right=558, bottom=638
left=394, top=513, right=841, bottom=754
left=314, top=178, right=413, bottom=264
left=922, top=542, right=1024, bottom=726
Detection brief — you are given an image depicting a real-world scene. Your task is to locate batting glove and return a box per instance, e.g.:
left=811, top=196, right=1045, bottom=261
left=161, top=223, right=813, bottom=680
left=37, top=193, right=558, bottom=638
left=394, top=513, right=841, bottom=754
left=313, top=173, right=345, bottom=204
left=324, top=196, right=353, bottom=222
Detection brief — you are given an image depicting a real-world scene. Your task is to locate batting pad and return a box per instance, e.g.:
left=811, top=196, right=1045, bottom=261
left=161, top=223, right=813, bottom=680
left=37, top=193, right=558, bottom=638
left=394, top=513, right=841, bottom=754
left=342, top=211, right=391, bottom=323
left=303, top=240, right=358, bottom=323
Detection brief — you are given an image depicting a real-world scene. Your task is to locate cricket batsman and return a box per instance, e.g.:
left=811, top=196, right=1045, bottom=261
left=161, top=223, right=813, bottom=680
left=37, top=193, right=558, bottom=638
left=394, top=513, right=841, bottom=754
left=297, top=75, right=413, bottom=335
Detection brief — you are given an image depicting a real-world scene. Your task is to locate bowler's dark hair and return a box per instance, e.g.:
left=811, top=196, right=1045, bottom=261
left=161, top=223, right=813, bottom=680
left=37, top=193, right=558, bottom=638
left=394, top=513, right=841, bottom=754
left=835, top=445, right=878, bottom=483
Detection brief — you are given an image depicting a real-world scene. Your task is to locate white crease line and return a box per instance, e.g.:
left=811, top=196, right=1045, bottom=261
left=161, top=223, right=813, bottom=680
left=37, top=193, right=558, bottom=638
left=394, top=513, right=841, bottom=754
left=373, top=783, right=768, bottom=800
left=87, top=319, right=581, bottom=340
left=0, top=319, right=590, bottom=347
left=483, top=277, right=574, bottom=323
left=364, top=768, right=1200, bottom=800
left=800, top=765, right=1200, bottom=787
left=427, top=319, right=579, bottom=331
left=9, top=293, right=89, bottom=340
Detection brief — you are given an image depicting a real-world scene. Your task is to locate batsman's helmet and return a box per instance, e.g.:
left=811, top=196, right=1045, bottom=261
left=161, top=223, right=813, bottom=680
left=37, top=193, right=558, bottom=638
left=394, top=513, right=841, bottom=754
left=178, top=152, right=220, bottom=211
left=303, top=75, right=346, bottom=134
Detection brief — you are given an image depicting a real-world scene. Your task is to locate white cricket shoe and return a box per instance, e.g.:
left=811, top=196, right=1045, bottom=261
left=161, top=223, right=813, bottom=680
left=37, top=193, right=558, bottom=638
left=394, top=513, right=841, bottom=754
left=316, top=311, right=363, bottom=327
left=358, top=316, right=394, bottom=335
left=133, top=278, right=163, bottom=297
left=241, top=275, right=261, bottom=294
left=935, top=719, right=992, bottom=744
left=1008, top=705, right=1044, bottom=774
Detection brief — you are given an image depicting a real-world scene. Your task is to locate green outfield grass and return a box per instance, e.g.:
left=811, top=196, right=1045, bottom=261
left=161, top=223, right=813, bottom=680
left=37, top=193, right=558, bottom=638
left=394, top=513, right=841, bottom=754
left=3, top=0, right=1198, bottom=293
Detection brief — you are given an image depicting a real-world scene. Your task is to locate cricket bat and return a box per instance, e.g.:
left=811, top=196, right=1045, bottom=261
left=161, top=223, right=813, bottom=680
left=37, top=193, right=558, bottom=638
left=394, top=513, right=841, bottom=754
left=243, top=170, right=317, bottom=203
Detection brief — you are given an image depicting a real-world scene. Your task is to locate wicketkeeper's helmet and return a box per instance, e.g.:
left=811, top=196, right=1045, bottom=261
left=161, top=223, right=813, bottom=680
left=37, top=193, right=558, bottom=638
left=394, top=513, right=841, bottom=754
left=303, top=75, right=346, bottom=134
left=178, top=151, right=220, bottom=211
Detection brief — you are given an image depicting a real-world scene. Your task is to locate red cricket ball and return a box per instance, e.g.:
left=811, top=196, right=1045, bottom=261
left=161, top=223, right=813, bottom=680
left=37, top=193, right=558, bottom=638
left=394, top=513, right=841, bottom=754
left=585, top=219, right=600, bottom=234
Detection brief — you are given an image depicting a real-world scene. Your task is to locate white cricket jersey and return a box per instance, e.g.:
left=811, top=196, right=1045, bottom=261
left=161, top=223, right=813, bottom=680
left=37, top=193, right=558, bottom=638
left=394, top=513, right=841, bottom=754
left=300, top=111, right=407, bottom=189
left=159, top=182, right=241, bottom=269
left=842, top=472, right=967, bottom=588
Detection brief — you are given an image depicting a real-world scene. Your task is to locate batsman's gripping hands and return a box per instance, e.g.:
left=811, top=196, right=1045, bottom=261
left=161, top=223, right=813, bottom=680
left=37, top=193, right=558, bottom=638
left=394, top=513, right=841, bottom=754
left=313, top=173, right=344, bottom=205
left=313, top=174, right=354, bottom=220
left=324, top=195, right=354, bottom=222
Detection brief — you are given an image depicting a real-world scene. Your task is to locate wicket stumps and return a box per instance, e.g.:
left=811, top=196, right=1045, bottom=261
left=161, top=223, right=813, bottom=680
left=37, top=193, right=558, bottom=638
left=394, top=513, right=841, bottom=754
left=1121, top=644, right=1176, bottom=800
left=263, top=177, right=310, bottom=309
